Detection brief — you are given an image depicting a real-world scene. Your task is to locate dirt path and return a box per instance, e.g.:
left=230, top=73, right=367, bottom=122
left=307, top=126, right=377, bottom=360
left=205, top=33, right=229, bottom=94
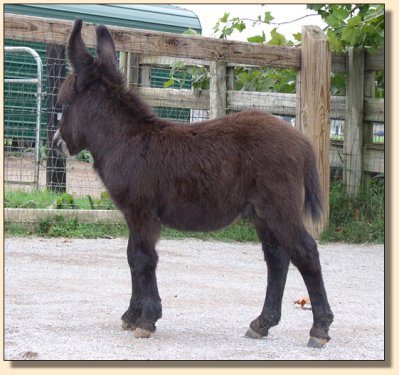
left=4, top=237, right=384, bottom=360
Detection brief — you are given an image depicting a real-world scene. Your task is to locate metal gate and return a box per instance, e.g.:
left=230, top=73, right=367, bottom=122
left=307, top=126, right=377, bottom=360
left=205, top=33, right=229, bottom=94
left=4, top=46, right=43, bottom=190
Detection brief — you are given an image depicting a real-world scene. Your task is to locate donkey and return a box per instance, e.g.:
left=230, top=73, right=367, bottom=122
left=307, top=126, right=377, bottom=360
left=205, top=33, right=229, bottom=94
left=54, top=19, right=333, bottom=348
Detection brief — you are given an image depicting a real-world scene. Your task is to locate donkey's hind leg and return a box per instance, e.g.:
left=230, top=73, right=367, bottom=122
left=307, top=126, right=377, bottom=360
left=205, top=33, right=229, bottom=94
left=271, top=221, right=334, bottom=348
left=246, top=223, right=290, bottom=339
left=285, top=228, right=334, bottom=348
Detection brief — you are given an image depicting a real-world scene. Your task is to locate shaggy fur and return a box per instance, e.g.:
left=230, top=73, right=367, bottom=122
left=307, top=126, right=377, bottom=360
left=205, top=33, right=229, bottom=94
left=55, top=19, right=333, bottom=345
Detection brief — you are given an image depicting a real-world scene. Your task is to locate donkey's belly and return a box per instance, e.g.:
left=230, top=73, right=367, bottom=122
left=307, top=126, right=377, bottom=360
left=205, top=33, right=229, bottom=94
left=160, top=203, right=243, bottom=232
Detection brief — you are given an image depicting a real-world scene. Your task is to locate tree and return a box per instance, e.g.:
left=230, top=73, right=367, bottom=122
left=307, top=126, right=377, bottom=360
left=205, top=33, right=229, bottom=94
left=307, top=4, right=384, bottom=53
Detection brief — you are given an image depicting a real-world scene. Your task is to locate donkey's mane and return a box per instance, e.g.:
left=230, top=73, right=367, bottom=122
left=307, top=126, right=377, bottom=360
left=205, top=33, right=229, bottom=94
left=98, top=65, right=159, bottom=125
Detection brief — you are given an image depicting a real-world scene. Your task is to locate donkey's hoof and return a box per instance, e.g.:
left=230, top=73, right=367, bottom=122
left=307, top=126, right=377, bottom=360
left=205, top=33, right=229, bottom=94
left=133, top=327, right=153, bottom=339
left=122, top=320, right=137, bottom=331
left=245, top=327, right=266, bottom=339
left=307, top=337, right=328, bottom=348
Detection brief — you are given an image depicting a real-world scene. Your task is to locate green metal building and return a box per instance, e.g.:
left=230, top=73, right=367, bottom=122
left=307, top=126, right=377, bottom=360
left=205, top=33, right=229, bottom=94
left=4, top=3, right=201, bottom=33
left=5, top=4, right=201, bottom=142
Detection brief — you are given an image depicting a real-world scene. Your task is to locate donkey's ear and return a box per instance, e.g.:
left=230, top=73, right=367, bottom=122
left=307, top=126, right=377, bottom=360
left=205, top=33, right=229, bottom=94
left=68, top=18, right=96, bottom=92
left=96, top=25, right=118, bottom=72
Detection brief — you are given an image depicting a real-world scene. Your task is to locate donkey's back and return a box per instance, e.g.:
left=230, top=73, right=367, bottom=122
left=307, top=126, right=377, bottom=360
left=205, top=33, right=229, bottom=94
left=134, top=109, right=320, bottom=235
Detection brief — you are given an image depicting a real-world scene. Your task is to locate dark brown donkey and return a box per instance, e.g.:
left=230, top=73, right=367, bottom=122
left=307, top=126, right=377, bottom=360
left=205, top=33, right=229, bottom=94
left=54, top=19, right=333, bottom=348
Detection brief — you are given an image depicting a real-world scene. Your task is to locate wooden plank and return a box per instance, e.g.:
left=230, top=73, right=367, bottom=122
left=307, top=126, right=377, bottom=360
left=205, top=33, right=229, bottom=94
left=226, top=67, right=235, bottom=91
left=362, top=71, right=376, bottom=188
left=332, top=48, right=384, bottom=72
left=138, top=86, right=209, bottom=110
left=365, top=48, right=384, bottom=71
left=331, top=96, right=346, bottom=120
left=331, top=52, right=346, bottom=73
left=4, top=208, right=125, bottom=224
left=136, top=86, right=352, bottom=122
left=364, top=97, right=384, bottom=122
left=140, top=55, right=209, bottom=68
left=344, top=47, right=364, bottom=196
left=363, top=145, right=384, bottom=174
left=119, top=51, right=129, bottom=86
left=297, top=25, right=331, bottom=237
left=139, top=64, right=151, bottom=88
left=363, top=72, right=376, bottom=143
left=228, top=90, right=297, bottom=115
left=331, top=95, right=384, bottom=122
left=128, top=52, right=140, bottom=87
left=330, top=141, right=383, bottom=175
left=5, top=13, right=301, bottom=68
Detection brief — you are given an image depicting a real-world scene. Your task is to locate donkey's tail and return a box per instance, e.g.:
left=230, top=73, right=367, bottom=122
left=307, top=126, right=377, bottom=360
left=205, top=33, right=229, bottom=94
left=304, top=146, right=323, bottom=222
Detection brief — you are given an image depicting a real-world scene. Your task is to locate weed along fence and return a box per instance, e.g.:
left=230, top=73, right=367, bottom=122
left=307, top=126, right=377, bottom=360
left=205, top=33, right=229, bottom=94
left=4, top=14, right=384, bottom=236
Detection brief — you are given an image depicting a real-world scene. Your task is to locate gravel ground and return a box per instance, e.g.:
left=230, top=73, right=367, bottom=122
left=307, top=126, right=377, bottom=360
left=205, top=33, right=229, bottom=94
left=4, top=237, right=384, bottom=361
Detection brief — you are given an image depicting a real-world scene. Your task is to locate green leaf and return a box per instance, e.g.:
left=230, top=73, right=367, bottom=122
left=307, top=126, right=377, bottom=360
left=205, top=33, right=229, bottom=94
left=327, top=29, right=342, bottom=52
left=267, top=28, right=286, bottom=46
left=233, top=21, right=246, bottom=32
left=342, top=26, right=361, bottom=46
left=332, top=6, right=350, bottom=21
left=307, top=4, right=324, bottom=12
left=293, top=32, right=302, bottom=42
left=325, top=14, right=340, bottom=28
left=263, top=11, right=274, bottom=23
left=247, top=34, right=265, bottom=44
left=183, top=28, right=198, bottom=36
left=347, top=15, right=362, bottom=28
left=220, top=12, right=230, bottom=23
left=163, top=79, right=175, bottom=88
left=100, top=191, right=110, bottom=200
left=171, top=61, right=186, bottom=70
left=331, top=73, right=346, bottom=95
left=222, top=26, right=234, bottom=37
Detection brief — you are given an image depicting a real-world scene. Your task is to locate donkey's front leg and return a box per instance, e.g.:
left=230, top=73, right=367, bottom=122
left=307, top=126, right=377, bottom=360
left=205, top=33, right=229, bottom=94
left=246, top=225, right=290, bottom=339
left=121, top=235, right=143, bottom=331
left=122, top=215, right=162, bottom=338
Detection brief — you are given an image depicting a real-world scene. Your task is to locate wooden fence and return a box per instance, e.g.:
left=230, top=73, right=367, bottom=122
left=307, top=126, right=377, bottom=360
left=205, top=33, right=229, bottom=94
left=4, top=14, right=384, bottom=235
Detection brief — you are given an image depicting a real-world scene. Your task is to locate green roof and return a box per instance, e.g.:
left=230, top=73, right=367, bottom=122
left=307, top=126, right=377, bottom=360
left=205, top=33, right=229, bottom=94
left=5, top=3, right=202, bottom=34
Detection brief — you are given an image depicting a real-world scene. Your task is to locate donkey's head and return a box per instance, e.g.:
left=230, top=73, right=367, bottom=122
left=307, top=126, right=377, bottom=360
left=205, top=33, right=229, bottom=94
left=53, top=18, right=120, bottom=156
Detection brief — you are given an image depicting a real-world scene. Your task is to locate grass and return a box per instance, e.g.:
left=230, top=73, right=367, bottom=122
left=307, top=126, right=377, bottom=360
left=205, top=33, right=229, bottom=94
left=319, top=177, right=384, bottom=244
left=4, top=215, right=257, bottom=242
left=162, top=219, right=258, bottom=243
left=5, top=178, right=384, bottom=243
left=5, top=190, right=114, bottom=210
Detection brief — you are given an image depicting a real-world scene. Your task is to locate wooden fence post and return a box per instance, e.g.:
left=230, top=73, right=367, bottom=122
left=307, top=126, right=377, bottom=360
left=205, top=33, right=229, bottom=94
left=209, top=61, right=226, bottom=119
left=344, top=47, right=364, bottom=196
left=362, top=69, right=376, bottom=190
left=296, top=26, right=331, bottom=237
left=119, top=52, right=140, bottom=88
left=46, top=43, right=66, bottom=192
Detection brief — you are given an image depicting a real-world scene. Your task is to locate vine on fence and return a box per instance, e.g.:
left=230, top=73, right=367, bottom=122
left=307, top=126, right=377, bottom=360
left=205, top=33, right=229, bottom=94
left=211, top=4, right=384, bottom=98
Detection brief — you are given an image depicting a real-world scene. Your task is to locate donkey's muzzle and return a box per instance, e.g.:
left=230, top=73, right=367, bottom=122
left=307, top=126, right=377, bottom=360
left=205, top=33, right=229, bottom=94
left=52, top=129, right=70, bottom=157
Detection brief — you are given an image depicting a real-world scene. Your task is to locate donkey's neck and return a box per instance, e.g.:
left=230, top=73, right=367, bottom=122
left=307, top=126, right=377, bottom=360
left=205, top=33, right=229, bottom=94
left=85, top=89, right=168, bottom=166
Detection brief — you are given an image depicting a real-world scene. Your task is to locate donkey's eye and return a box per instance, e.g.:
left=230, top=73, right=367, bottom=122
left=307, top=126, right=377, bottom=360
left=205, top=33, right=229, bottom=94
left=62, top=104, right=69, bottom=112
